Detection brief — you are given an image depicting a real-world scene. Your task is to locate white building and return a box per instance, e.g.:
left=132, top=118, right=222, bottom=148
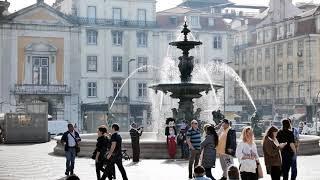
left=53, top=0, right=158, bottom=132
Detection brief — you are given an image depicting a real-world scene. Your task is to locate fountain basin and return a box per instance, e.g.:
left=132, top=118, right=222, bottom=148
left=150, top=82, right=223, bottom=98
left=53, top=133, right=320, bottom=159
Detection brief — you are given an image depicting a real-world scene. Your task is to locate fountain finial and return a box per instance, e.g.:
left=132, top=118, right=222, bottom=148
left=181, top=20, right=191, bottom=41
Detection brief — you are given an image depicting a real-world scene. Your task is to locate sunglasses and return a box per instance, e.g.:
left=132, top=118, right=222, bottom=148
left=192, top=123, right=198, bottom=125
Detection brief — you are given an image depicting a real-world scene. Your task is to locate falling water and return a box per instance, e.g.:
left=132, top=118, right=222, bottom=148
left=109, top=65, right=160, bottom=111
left=223, top=63, right=257, bottom=111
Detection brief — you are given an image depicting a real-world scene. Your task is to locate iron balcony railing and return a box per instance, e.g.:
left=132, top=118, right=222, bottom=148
left=72, top=17, right=157, bottom=28
left=108, top=96, right=128, bottom=103
left=13, top=84, right=71, bottom=95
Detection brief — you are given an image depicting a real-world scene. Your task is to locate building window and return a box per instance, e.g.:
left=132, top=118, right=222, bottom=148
left=249, top=68, right=254, bottom=81
left=213, top=35, right=222, bottom=49
left=265, top=67, right=270, bottom=80
left=112, top=56, right=122, bottom=72
left=32, top=57, right=49, bottom=85
left=138, top=83, right=147, bottom=97
left=249, top=50, right=254, bottom=63
left=138, top=9, right=146, bottom=24
left=87, top=6, right=96, bottom=19
left=287, top=23, right=294, bottom=36
left=277, top=26, right=284, bottom=39
left=277, top=44, right=283, bottom=57
left=87, top=30, right=97, bottom=45
left=257, top=67, right=262, bottom=81
left=277, top=86, right=283, bottom=98
left=277, top=64, right=283, bottom=80
left=137, top=57, right=148, bottom=72
left=88, top=82, right=97, bottom=97
left=298, top=40, right=304, bottom=54
left=87, top=56, right=97, bottom=72
left=169, top=16, right=177, bottom=25
left=241, top=70, right=247, bottom=82
left=298, top=84, right=304, bottom=98
left=287, top=41, right=293, bottom=56
left=112, top=31, right=122, bottom=46
left=235, top=53, right=239, bottom=65
left=113, top=82, right=122, bottom=97
left=190, top=16, right=199, bottom=26
left=257, top=49, right=262, bottom=61
left=298, top=62, right=304, bottom=78
left=167, top=32, right=176, bottom=41
left=265, top=47, right=270, bottom=59
left=208, top=17, right=215, bottom=26
left=137, top=31, right=148, bottom=47
left=287, top=63, right=293, bottom=80
left=112, top=8, right=122, bottom=23
left=241, top=52, right=246, bottom=64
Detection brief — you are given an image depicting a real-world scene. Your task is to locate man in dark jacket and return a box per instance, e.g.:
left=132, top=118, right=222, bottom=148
left=217, top=119, right=236, bottom=180
left=129, top=123, right=143, bottom=162
left=61, top=123, right=81, bottom=176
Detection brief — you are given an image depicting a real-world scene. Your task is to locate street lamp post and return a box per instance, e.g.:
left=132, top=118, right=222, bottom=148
left=224, top=62, right=233, bottom=112
left=316, top=90, right=320, bottom=135
left=127, top=59, right=135, bottom=126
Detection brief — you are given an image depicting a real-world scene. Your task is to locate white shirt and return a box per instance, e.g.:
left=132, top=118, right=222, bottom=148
left=67, top=131, right=76, bottom=147
left=236, top=141, right=259, bottom=173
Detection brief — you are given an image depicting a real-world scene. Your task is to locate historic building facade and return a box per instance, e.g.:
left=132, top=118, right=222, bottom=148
left=231, top=0, right=320, bottom=121
left=0, top=0, right=81, bottom=124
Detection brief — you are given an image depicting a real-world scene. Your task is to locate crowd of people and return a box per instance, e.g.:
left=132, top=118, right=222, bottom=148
left=60, top=116, right=300, bottom=180
left=185, top=117, right=299, bottom=180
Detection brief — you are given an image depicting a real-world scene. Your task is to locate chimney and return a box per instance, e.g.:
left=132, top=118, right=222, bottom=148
left=0, top=0, right=10, bottom=17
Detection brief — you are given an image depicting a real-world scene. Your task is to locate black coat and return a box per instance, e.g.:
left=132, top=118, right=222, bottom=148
left=225, top=129, right=237, bottom=157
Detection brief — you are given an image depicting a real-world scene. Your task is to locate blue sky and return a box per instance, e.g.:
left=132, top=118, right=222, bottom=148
left=8, top=0, right=319, bottom=13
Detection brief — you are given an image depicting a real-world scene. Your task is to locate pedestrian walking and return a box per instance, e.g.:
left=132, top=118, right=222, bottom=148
left=187, top=119, right=202, bottom=179
left=289, top=118, right=299, bottom=180
left=92, top=126, right=109, bottom=180
left=177, top=126, right=189, bottom=159
left=216, top=119, right=237, bottom=180
left=200, top=125, right=218, bottom=180
left=61, top=123, right=81, bottom=176
left=262, top=126, right=286, bottom=180
left=105, top=123, right=128, bottom=180
left=165, top=118, right=177, bottom=159
left=236, top=126, right=259, bottom=180
left=129, top=122, right=143, bottom=162
left=276, top=119, right=297, bottom=180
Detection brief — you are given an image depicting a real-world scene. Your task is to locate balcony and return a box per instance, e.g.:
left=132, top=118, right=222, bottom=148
left=108, top=96, right=128, bottom=104
left=13, top=84, right=71, bottom=96
left=72, top=17, right=157, bottom=28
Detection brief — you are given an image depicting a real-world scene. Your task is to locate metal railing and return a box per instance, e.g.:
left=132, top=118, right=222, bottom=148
left=108, top=96, right=128, bottom=103
left=72, top=17, right=157, bottom=28
left=13, top=84, right=71, bottom=95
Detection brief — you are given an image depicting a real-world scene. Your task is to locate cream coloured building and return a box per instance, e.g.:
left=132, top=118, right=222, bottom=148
left=231, top=0, right=320, bottom=121
left=0, top=0, right=81, bottom=124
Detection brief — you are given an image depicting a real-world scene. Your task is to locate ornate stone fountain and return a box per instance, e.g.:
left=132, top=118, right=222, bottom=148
left=150, top=22, right=223, bottom=123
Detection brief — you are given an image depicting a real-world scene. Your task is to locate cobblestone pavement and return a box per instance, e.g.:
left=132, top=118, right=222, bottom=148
left=0, top=141, right=320, bottom=180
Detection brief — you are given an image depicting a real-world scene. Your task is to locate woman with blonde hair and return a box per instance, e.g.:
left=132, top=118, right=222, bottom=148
left=262, top=126, right=286, bottom=180
left=236, top=126, right=259, bottom=180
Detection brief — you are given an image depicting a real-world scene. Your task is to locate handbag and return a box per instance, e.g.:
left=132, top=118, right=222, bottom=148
left=256, top=162, right=264, bottom=179
left=69, top=132, right=80, bottom=154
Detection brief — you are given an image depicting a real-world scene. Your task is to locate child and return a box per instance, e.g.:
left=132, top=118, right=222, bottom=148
left=193, top=165, right=211, bottom=180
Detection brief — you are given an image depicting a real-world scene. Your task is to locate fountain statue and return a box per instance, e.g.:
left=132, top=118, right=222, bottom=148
left=150, top=21, right=223, bottom=124
left=251, top=111, right=262, bottom=138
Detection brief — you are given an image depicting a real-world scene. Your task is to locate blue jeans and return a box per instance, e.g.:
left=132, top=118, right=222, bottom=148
left=291, top=155, right=297, bottom=180
left=65, top=147, right=76, bottom=172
